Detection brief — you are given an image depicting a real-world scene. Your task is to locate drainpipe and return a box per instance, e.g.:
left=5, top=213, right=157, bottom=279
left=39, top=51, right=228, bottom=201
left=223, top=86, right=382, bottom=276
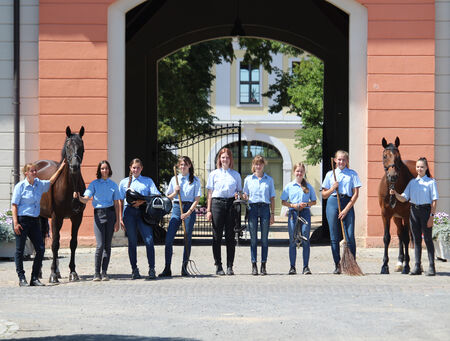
left=13, top=0, right=20, bottom=185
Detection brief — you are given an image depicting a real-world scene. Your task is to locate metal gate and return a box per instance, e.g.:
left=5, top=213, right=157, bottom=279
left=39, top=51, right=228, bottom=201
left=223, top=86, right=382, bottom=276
left=159, top=122, right=242, bottom=237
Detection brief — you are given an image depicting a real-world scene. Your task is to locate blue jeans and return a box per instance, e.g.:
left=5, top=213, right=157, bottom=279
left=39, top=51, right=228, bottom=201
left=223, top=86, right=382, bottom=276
left=14, top=216, right=45, bottom=280
left=288, top=208, right=311, bottom=268
left=247, top=203, right=270, bottom=263
left=165, top=203, right=196, bottom=265
left=123, top=206, right=155, bottom=270
left=326, top=195, right=356, bottom=265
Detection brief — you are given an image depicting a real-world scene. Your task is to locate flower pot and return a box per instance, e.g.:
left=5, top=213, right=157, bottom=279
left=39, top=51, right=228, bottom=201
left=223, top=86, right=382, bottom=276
left=434, top=239, right=450, bottom=260
left=0, top=239, right=34, bottom=259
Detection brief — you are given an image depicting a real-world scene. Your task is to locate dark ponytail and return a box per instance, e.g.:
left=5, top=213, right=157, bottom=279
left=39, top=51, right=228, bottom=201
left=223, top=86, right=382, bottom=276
left=417, top=157, right=432, bottom=178
left=178, top=156, right=194, bottom=184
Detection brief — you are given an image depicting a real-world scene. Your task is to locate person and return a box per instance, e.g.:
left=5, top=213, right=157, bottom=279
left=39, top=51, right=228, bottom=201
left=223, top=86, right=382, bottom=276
left=76, top=160, right=121, bottom=281
left=206, top=147, right=242, bottom=275
left=322, top=150, right=361, bottom=274
left=242, top=155, right=276, bottom=276
left=118, top=158, right=161, bottom=280
left=390, top=157, right=439, bottom=276
left=159, top=156, right=201, bottom=278
left=281, top=162, right=317, bottom=275
left=11, top=160, right=66, bottom=287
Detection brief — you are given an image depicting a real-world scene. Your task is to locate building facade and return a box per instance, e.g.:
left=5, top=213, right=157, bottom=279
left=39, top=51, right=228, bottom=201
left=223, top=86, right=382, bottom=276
left=0, top=0, right=448, bottom=247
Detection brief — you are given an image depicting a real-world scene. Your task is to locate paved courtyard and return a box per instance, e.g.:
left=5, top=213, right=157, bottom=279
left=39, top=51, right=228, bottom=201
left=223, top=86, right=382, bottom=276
left=1, top=240, right=449, bottom=340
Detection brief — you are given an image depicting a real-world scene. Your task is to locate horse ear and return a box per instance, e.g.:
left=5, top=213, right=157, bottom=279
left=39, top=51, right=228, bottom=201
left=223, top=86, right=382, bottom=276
left=381, top=138, right=387, bottom=148
left=66, top=126, right=72, bottom=137
left=395, top=136, right=400, bottom=147
left=79, top=126, right=85, bottom=138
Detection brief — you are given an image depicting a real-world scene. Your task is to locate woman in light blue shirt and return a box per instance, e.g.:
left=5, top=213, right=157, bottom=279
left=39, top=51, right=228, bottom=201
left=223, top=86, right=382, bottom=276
left=322, top=150, right=361, bottom=274
left=118, top=158, right=161, bottom=280
left=159, top=156, right=201, bottom=278
left=77, top=160, right=120, bottom=281
left=242, top=155, right=275, bottom=276
left=206, top=147, right=242, bottom=276
left=281, top=162, right=317, bottom=275
left=391, top=157, right=439, bottom=276
left=11, top=160, right=66, bottom=287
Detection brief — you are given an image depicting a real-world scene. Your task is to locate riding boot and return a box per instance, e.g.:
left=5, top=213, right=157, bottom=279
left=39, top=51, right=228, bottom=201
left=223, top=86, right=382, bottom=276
left=410, top=263, right=422, bottom=275
left=216, top=264, right=225, bottom=276
left=252, top=262, right=258, bottom=276
left=158, top=265, right=172, bottom=278
left=181, top=262, right=189, bottom=277
left=425, top=263, right=436, bottom=276
left=260, top=262, right=267, bottom=276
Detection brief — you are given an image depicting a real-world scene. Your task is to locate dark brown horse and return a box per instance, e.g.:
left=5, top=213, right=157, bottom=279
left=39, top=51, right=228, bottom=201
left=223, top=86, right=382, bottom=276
left=379, top=137, right=415, bottom=274
left=35, top=126, right=86, bottom=283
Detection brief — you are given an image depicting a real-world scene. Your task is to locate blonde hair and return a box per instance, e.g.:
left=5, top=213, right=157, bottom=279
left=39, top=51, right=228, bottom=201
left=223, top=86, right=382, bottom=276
left=251, top=155, right=266, bottom=173
left=293, top=162, right=309, bottom=193
left=335, top=150, right=349, bottom=168
left=22, top=163, right=35, bottom=175
left=128, top=158, right=143, bottom=188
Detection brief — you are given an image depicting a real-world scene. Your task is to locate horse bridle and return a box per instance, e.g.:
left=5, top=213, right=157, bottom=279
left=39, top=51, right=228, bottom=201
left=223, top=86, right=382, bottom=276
left=383, top=147, right=398, bottom=208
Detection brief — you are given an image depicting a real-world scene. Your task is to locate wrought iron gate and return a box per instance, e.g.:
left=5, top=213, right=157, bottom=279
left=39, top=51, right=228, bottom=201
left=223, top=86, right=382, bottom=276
left=159, top=122, right=242, bottom=237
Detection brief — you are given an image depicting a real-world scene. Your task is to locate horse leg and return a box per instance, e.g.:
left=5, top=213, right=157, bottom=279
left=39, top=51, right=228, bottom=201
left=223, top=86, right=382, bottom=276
left=49, top=215, right=63, bottom=283
left=68, top=213, right=82, bottom=282
left=400, top=218, right=411, bottom=274
left=381, top=215, right=391, bottom=274
left=38, top=216, right=49, bottom=279
left=393, top=217, right=404, bottom=272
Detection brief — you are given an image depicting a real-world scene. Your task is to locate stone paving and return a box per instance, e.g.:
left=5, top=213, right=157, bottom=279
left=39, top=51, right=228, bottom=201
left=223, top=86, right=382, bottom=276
left=0, top=239, right=449, bottom=340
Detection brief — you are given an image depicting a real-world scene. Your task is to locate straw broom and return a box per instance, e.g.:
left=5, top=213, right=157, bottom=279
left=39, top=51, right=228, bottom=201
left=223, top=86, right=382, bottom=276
left=173, top=166, right=200, bottom=276
left=331, top=158, right=363, bottom=276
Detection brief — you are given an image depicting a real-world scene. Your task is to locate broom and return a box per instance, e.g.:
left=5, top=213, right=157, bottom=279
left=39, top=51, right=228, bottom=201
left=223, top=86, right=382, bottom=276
left=173, top=166, right=200, bottom=276
left=331, top=158, right=363, bottom=276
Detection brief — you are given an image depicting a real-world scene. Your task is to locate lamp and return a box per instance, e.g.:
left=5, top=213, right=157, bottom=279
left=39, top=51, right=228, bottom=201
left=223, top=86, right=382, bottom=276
left=230, top=0, right=246, bottom=37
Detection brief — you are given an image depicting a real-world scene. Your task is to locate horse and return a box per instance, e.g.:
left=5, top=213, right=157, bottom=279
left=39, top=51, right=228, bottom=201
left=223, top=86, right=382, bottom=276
left=378, top=137, right=416, bottom=274
left=35, top=126, right=86, bottom=283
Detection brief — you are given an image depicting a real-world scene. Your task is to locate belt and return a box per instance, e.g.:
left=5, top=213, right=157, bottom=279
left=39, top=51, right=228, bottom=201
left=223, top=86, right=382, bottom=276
left=212, top=197, right=234, bottom=202
left=18, top=215, right=39, bottom=220
left=332, top=194, right=351, bottom=199
left=94, top=206, right=115, bottom=213
left=249, top=202, right=270, bottom=206
left=411, top=203, right=431, bottom=209
left=174, top=201, right=193, bottom=205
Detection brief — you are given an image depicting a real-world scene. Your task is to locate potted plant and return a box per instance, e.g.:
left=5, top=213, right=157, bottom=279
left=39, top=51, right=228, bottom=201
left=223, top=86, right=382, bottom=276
left=432, top=212, right=450, bottom=261
left=0, top=209, right=34, bottom=259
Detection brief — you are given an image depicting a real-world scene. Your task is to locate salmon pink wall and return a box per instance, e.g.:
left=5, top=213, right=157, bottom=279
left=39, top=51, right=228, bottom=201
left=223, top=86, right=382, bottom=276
left=357, top=0, right=435, bottom=247
left=39, top=0, right=115, bottom=246
left=39, top=0, right=435, bottom=247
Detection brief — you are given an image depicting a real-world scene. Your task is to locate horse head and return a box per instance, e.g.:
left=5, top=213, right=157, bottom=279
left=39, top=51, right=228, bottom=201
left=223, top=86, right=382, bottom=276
left=381, top=137, right=402, bottom=185
left=63, top=126, right=85, bottom=174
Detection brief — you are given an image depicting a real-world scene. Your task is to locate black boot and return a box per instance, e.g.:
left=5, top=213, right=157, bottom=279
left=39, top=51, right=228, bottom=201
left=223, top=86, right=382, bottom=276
left=410, top=263, right=422, bottom=275
left=181, top=262, right=189, bottom=277
left=288, top=266, right=296, bottom=275
left=252, top=262, right=258, bottom=276
left=425, top=264, right=436, bottom=276
left=30, top=277, right=45, bottom=286
left=19, top=276, right=28, bottom=287
left=333, top=263, right=341, bottom=275
left=216, top=264, right=225, bottom=276
left=260, top=262, right=267, bottom=276
left=158, top=265, right=172, bottom=278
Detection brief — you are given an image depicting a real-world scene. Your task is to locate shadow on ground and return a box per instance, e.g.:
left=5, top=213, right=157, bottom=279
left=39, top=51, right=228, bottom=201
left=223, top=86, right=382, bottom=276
left=3, top=335, right=199, bottom=341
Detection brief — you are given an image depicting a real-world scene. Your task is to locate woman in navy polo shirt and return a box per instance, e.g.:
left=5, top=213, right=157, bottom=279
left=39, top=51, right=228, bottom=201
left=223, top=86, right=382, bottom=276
left=206, top=147, right=242, bottom=276
left=11, top=160, right=66, bottom=287
left=159, top=156, right=201, bottom=278
left=77, top=160, right=120, bottom=281
left=118, top=158, right=161, bottom=280
left=322, top=150, right=361, bottom=274
left=242, top=155, right=276, bottom=276
left=281, top=162, right=317, bottom=275
left=390, top=157, right=439, bottom=276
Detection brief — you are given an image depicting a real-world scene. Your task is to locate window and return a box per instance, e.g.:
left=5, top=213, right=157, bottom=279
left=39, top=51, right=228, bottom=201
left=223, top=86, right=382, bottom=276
left=239, top=63, right=260, bottom=104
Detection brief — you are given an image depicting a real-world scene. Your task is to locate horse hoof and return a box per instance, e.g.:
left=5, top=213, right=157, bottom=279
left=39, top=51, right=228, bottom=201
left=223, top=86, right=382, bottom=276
left=380, top=266, right=390, bottom=274
left=395, top=265, right=403, bottom=272
left=402, top=265, right=410, bottom=274
left=69, top=272, right=80, bottom=282
left=56, top=271, right=62, bottom=279
left=49, top=274, right=60, bottom=284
